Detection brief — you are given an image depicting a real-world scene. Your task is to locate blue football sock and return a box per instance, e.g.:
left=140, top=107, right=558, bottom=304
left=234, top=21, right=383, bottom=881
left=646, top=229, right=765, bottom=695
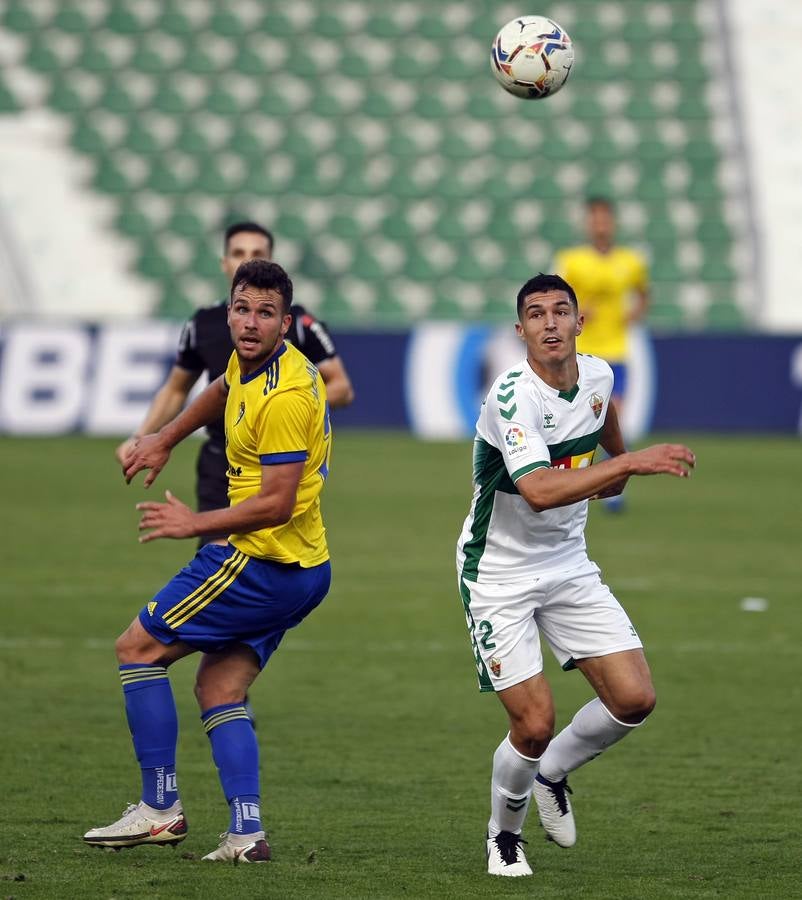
left=119, top=664, right=179, bottom=810
left=202, top=703, right=262, bottom=835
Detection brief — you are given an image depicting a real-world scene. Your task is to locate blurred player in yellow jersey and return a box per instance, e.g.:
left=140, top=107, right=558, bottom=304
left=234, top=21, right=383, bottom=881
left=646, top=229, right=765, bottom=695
left=554, top=197, right=649, bottom=411
left=554, top=198, right=649, bottom=509
left=83, top=260, right=331, bottom=864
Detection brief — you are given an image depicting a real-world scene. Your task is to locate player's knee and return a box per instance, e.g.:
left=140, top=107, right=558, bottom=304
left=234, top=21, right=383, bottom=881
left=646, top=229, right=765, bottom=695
left=114, top=630, right=138, bottom=664
left=608, top=685, right=656, bottom=724
left=509, top=713, right=555, bottom=756
left=194, top=679, right=245, bottom=710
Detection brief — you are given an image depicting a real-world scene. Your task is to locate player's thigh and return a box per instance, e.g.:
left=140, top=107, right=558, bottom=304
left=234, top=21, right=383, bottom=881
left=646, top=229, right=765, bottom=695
left=536, top=562, right=643, bottom=672
left=497, top=672, right=556, bottom=742
left=458, top=576, right=544, bottom=693
left=575, top=648, right=656, bottom=722
left=116, top=616, right=197, bottom=666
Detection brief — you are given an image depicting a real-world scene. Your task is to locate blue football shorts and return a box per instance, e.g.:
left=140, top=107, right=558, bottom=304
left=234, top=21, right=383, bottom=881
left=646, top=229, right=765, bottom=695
left=609, top=363, right=627, bottom=399
left=139, top=543, right=331, bottom=668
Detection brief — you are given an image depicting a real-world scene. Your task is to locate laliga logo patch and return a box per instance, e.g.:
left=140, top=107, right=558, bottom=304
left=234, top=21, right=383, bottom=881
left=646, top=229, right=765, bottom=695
left=504, top=425, right=528, bottom=458
left=590, top=392, right=604, bottom=419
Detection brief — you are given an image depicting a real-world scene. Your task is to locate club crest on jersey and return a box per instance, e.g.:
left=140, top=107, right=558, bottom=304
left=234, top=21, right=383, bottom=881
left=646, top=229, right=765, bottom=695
left=235, top=401, right=246, bottom=426
left=490, top=657, right=502, bottom=677
left=504, top=426, right=528, bottom=457
left=590, top=393, right=604, bottom=419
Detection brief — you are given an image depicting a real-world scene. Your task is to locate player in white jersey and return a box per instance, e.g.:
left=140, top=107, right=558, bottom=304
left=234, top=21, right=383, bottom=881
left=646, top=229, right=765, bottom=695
left=455, top=273, right=695, bottom=878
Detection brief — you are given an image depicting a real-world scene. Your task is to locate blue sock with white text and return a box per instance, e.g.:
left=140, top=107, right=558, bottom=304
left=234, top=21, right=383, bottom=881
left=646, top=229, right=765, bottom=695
left=119, top=664, right=179, bottom=810
left=202, top=703, right=262, bottom=835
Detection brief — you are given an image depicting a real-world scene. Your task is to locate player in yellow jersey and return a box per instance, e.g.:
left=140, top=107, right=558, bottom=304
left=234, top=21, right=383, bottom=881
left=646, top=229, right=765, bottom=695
left=554, top=198, right=649, bottom=510
left=83, top=260, right=331, bottom=864
left=554, top=197, right=649, bottom=411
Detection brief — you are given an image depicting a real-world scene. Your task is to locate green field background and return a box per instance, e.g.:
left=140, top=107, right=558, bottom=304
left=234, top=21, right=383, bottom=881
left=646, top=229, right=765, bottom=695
left=1, top=433, right=801, bottom=899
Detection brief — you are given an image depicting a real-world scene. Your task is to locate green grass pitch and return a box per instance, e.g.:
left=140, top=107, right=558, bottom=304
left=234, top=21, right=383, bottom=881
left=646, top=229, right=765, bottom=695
left=1, top=432, right=801, bottom=899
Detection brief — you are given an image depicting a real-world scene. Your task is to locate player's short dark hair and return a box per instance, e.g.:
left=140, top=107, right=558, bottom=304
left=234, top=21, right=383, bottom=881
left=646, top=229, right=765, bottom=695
left=224, top=221, right=275, bottom=255
left=516, top=273, right=578, bottom=318
left=585, top=196, right=614, bottom=212
left=230, top=260, right=293, bottom=314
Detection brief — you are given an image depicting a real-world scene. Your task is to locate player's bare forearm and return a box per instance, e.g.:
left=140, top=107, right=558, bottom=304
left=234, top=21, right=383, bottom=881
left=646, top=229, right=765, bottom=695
left=518, top=443, right=695, bottom=512
left=137, top=488, right=296, bottom=543
left=124, top=378, right=227, bottom=487
left=158, top=377, right=227, bottom=448
left=115, top=368, right=198, bottom=464
left=137, top=461, right=305, bottom=541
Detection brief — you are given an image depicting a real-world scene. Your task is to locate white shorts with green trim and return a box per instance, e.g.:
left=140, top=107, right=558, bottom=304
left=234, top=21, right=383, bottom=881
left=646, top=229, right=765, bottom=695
left=458, top=560, right=643, bottom=693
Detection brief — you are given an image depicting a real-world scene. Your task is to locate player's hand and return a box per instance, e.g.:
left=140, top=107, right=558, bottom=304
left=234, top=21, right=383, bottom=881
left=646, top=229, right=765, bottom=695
left=123, top=434, right=171, bottom=487
left=115, top=436, right=138, bottom=465
left=628, top=444, right=696, bottom=478
left=136, top=490, right=197, bottom=542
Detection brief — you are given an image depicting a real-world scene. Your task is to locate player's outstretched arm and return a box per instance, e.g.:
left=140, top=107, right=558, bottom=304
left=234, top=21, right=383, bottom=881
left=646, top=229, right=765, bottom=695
left=115, top=366, right=200, bottom=464
left=124, top=377, right=228, bottom=487
left=517, top=442, right=695, bottom=513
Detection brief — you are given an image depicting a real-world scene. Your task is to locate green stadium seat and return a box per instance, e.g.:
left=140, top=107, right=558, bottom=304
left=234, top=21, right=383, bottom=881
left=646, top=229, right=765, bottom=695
left=648, top=300, right=687, bottom=330
left=167, top=205, right=206, bottom=239
left=231, top=46, right=269, bottom=77
left=3, top=3, right=39, bottom=33
left=208, top=10, right=247, bottom=38
left=105, top=3, right=145, bottom=34
left=100, top=80, right=138, bottom=114
left=152, top=81, right=191, bottom=115
left=190, top=243, right=227, bottom=279
left=0, top=77, right=20, bottom=112
left=156, top=8, right=194, bottom=38
left=52, top=7, right=92, bottom=34
left=25, top=37, right=61, bottom=72
left=93, top=156, right=130, bottom=193
left=146, top=159, right=188, bottom=194
left=173, top=120, right=211, bottom=155
left=80, top=42, right=117, bottom=73
left=705, top=301, right=744, bottom=330
left=49, top=79, right=87, bottom=113
left=315, top=13, right=349, bottom=39
left=260, top=13, right=294, bottom=38
left=71, top=118, right=108, bottom=154
left=115, top=200, right=153, bottom=238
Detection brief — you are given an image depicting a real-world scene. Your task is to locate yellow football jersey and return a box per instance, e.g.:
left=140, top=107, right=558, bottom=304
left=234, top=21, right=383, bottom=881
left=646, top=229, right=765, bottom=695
left=223, top=341, right=330, bottom=566
left=554, top=245, right=648, bottom=362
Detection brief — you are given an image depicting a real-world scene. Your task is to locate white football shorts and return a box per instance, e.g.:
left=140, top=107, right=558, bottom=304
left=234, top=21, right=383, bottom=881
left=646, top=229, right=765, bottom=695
left=458, top=560, right=643, bottom=692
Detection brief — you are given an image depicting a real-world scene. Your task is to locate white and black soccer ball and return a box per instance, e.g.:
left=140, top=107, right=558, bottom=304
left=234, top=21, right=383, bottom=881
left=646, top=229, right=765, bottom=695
left=490, top=15, right=574, bottom=99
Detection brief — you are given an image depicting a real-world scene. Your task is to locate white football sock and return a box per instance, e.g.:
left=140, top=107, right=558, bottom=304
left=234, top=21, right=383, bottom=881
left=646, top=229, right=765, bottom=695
left=538, top=698, right=639, bottom=783
left=488, top=734, right=540, bottom=838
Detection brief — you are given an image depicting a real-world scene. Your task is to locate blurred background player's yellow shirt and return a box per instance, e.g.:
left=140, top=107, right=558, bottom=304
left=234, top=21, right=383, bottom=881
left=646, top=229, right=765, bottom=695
left=554, top=246, right=648, bottom=363
left=223, top=342, right=331, bottom=566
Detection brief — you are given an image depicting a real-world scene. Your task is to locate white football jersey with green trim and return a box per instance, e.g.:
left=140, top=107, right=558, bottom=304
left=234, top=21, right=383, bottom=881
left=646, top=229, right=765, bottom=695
left=457, top=354, right=613, bottom=583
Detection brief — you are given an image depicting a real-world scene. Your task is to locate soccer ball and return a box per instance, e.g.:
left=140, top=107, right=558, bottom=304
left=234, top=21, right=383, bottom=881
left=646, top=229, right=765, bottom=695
left=490, top=15, right=574, bottom=99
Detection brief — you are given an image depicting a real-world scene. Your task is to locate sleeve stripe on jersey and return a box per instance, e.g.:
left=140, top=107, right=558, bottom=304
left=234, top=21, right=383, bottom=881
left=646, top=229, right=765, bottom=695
left=512, top=460, right=550, bottom=482
left=260, top=450, right=308, bottom=465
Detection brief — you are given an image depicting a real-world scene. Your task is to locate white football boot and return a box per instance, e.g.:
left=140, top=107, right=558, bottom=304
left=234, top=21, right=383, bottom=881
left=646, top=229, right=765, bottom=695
left=83, top=801, right=187, bottom=849
left=202, top=831, right=271, bottom=863
left=486, top=831, right=533, bottom=877
left=532, top=773, right=576, bottom=847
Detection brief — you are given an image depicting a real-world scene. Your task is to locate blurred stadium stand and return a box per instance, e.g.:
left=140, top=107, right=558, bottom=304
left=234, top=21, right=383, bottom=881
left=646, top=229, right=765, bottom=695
left=0, top=1, right=763, bottom=328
